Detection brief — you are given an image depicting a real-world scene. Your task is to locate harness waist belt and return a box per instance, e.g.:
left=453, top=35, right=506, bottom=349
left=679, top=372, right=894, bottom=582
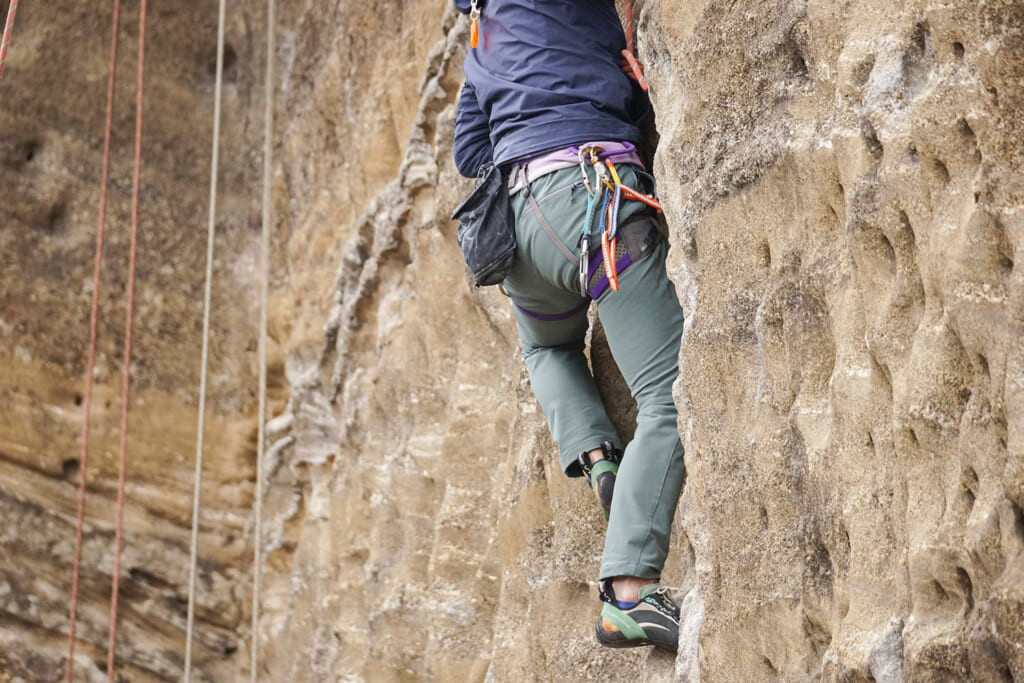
left=508, top=141, right=643, bottom=195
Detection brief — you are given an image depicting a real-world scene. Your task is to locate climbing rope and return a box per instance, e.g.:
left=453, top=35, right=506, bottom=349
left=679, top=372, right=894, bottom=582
left=0, top=0, right=19, bottom=83
left=183, top=0, right=228, bottom=678
left=253, top=0, right=275, bottom=677
left=621, top=0, right=647, bottom=92
left=106, top=0, right=147, bottom=677
left=66, top=1, right=122, bottom=679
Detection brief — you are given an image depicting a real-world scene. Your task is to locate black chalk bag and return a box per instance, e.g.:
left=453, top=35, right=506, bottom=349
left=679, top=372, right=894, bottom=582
left=450, top=162, right=516, bottom=287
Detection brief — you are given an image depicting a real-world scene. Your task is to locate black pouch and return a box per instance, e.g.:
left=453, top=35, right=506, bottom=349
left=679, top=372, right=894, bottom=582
left=450, top=162, right=516, bottom=286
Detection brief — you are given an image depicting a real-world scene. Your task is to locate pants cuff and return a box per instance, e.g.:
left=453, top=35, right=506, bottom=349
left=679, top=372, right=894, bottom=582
left=598, top=559, right=663, bottom=581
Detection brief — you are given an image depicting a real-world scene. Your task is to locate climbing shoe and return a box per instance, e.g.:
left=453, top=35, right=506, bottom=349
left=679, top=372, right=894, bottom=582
left=595, top=579, right=680, bottom=652
left=577, top=442, right=622, bottom=519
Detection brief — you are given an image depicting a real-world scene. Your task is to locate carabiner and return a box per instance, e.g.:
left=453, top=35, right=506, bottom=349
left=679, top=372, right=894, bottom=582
left=577, top=147, right=595, bottom=196
left=592, top=157, right=609, bottom=192
left=579, top=233, right=590, bottom=296
left=607, top=183, right=622, bottom=241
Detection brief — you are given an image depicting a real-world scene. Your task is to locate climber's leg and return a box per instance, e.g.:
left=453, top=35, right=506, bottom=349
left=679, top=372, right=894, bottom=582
left=508, top=291, right=620, bottom=476
left=594, top=239, right=685, bottom=580
left=503, top=167, right=622, bottom=476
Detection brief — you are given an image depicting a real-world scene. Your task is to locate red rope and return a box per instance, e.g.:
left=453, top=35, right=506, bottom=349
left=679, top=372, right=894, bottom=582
left=66, top=1, right=122, bottom=679
left=0, top=0, right=20, bottom=83
left=106, top=0, right=146, bottom=677
left=620, top=0, right=647, bottom=92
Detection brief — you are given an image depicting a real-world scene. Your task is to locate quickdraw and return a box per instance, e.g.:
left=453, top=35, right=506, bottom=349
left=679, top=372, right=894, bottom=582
left=577, top=146, right=663, bottom=296
left=470, top=0, right=481, bottom=49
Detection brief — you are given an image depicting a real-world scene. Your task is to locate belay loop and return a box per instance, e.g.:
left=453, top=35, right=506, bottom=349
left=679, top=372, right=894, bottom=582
left=470, top=0, right=481, bottom=49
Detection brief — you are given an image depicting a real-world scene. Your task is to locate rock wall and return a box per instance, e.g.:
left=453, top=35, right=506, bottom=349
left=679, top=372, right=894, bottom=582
left=0, top=0, right=269, bottom=679
left=650, top=0, right=1024, bottom=679
left=0, top=0, right=1021, bottom=681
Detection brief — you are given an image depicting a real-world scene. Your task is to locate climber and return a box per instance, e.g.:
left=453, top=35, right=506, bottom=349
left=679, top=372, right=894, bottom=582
left=450, top=0, right=686, bottom=653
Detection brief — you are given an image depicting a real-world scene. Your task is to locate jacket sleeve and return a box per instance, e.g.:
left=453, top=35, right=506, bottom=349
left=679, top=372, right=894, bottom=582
left=453, top=81, right=493, bottom=178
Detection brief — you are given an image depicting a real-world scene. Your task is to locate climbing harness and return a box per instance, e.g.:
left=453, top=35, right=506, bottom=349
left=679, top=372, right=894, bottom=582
left=469, top=0, right=481, bottom=49
left=506, top=144, right=663, bottom=323
left=0, top=0, right=19, bottom=83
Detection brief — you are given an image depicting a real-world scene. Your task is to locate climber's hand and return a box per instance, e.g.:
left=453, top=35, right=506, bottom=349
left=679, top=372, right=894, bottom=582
left=621, top=49, right=648, bottom=92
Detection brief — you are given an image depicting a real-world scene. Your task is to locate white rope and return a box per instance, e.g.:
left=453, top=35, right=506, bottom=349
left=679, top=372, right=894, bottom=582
left=252, top=0, right=274, bottom=678
left=183, top=0, right=227, bottom=678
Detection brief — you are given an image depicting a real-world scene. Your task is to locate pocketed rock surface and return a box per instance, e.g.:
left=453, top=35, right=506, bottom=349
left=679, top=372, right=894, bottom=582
left=0, top=0, right=1021, bottom=680
left=650, top=0, right=1024, bottom=679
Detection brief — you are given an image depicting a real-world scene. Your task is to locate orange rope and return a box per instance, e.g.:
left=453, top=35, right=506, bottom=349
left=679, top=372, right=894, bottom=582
left=106, top=0, right=146, bottom=677
left=66, top=1, right=122, bottom=679
left=0, top=0, right=19, bottom=83
left=621, top=0, right=647, bottom=91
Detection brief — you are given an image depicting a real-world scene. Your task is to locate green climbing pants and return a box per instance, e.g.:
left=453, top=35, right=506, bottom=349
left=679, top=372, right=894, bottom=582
left=502, top=164, right=686, bottom=581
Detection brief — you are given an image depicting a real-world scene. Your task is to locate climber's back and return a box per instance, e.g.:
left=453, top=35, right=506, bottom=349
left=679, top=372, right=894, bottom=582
left=452, top=0, right=650, bottom=176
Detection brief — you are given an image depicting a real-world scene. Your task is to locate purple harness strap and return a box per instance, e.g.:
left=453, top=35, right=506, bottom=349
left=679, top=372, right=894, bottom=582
left=587, top=251, right=634, bottom=300
left=512, top=251, right=636, bottom=322
left=514, top=298, right=590, bottom=322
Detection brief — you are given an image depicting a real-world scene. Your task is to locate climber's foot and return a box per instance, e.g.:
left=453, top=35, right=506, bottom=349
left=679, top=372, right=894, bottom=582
left=577, top=442, right=622, bottom=519
left=595, top=579, right=679, bottom=652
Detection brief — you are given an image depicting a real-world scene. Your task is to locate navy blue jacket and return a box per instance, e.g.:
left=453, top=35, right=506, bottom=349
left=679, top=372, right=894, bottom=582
left=453, top=0, right=650, bottom=177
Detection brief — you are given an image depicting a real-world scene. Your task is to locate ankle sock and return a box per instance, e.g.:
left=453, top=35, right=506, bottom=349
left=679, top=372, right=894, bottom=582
left=616, top=599, right=638, bottom=609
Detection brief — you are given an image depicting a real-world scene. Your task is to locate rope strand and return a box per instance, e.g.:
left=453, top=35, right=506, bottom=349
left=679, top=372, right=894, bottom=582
left=183, top=0, right=228, bottom=678
left=253, top=0, right=275, bottom=678
left=67, top=1, right=122, bottom=679
left=0, top=0, right=19, bottom=83
left=106, top=0, right=146, bottom=677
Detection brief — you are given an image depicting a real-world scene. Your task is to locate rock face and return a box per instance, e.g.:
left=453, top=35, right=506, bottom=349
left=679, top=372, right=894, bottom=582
left=1, top=1, right=270, bottom=680
left=1, top=0, right=1021, bottom=681
left=649, top=0, right=1024, bottom=679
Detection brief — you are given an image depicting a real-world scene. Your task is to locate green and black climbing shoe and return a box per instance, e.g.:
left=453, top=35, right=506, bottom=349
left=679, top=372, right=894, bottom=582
left=595, top=579, right=679, bottom=652
left=578, top=442, right=622, bottom=519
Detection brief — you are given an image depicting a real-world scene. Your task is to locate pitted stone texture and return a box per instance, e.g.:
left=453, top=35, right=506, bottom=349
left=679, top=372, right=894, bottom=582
left=649, top=0, right=1023, bottom=679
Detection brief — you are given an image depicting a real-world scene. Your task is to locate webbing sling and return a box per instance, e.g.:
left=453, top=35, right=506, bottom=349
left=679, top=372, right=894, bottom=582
left=525, top=186, right=579, bottom=267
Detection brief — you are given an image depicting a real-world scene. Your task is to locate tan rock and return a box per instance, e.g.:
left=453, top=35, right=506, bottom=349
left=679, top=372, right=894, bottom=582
left=1, top=0, right=1020, bottom=680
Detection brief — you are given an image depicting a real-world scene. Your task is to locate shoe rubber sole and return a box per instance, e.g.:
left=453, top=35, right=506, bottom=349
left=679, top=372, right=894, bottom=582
left=595, top=591, right=680, bottom=652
